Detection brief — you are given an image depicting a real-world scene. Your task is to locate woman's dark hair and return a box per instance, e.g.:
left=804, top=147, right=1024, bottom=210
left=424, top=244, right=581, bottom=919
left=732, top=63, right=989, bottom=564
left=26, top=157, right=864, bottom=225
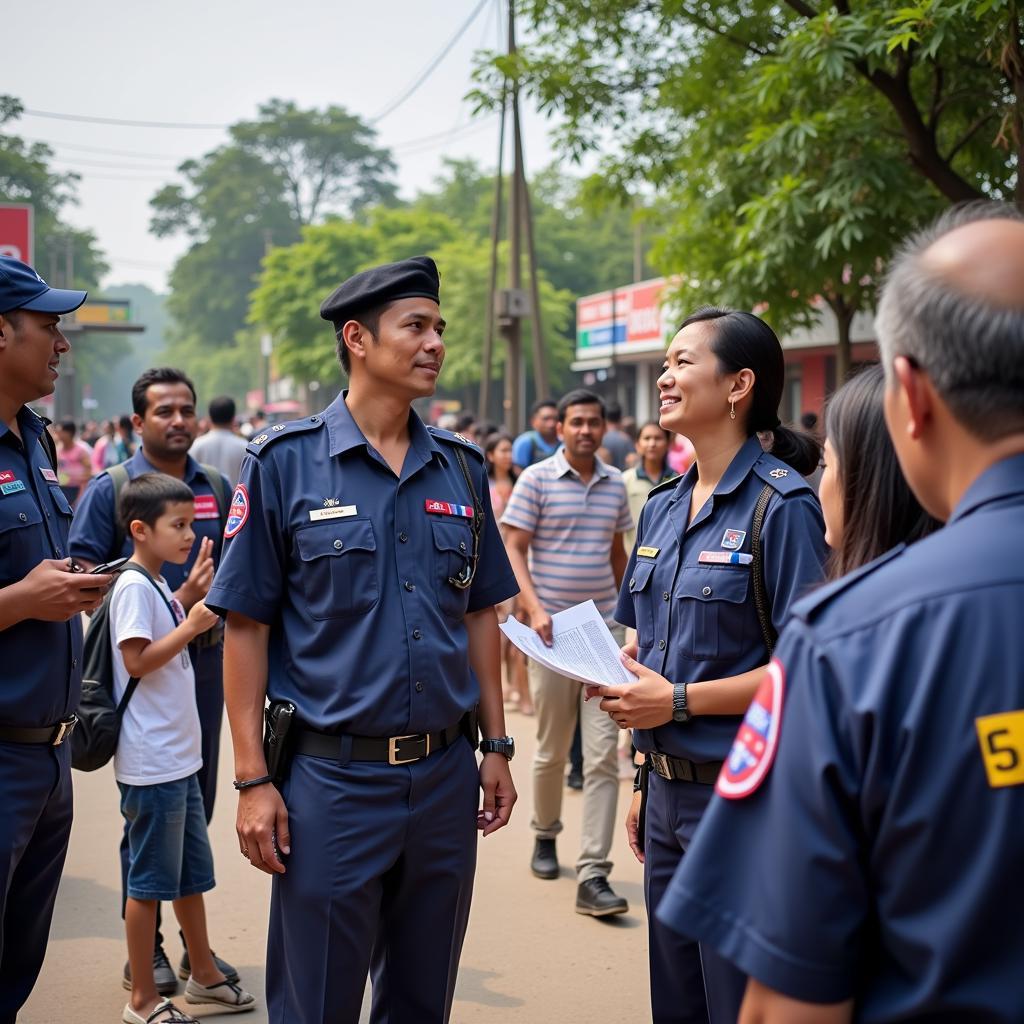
left=680, top=306, right=819, bottom=475
left=483, top=432, right=519, bottom=482
left=824, top=364, right=940, bottom=579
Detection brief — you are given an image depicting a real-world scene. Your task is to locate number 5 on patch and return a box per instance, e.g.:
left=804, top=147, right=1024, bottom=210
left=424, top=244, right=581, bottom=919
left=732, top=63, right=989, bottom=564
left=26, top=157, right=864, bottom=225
left=975, top=711, right=1024, bottom=788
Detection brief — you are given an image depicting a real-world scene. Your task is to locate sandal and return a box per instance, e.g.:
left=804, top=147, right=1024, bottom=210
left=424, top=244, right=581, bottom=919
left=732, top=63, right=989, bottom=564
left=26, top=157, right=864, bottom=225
left=122, top=998, right=198, bottom=1024
left=184, top=976, right=256, bottom=1012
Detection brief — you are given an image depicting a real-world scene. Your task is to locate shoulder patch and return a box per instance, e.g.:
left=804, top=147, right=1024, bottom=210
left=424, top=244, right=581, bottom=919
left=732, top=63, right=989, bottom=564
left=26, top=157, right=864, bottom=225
left=753, top=457, right=813, bottom=495
left=716, top=659, right=785, bottom=799
left=223, top=483, right=250, bottom=538
left=245, top=415, right=324, bottom=456
left=792, top=544, right=905, bottom=622
left=427, top=425, right=484, bottom=459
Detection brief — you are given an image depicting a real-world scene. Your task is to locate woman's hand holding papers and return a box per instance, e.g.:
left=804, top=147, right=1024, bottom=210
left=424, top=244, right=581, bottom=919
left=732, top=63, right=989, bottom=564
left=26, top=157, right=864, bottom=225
left=585, top=649, right=674, bottom=730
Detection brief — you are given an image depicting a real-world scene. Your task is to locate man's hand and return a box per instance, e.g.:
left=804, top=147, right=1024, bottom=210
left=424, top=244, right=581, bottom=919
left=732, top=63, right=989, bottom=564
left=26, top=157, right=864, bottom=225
left=625, top=789, right=644, bottom=864
left=236, top=783, right=290, bottom=875
left=177, top=536, right=214, bottom=609
left=585, top=651, right=674, bottom=730
left=478, top=753, right=517, bottom=837
left=186, top=599, right=220, bottom=638
left=17, top=559, right=112, bottom=621
left=526, top=604, right=554, bottom=647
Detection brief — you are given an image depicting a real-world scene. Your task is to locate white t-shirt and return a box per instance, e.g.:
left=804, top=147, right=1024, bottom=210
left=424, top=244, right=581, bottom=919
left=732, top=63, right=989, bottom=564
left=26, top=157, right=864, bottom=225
left=109, top=569, right=202, bottom=786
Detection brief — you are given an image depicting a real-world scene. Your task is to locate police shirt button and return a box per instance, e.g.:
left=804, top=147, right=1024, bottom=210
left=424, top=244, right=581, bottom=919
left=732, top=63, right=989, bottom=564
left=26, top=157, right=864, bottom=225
left=333, top=539, right=344, bottom=550
left=412, top=629, right=422, bottom=640
left=629, top=577, right=635, bottom=588
left=399, top=531, right=409, bottom=543
left=18, top=513, right=27, bottom=522
left=310, top=415, right=320, bottom=423
left=404, top=581, right=415, bottom=592
left=702, top=585, right=712, bottom=596
left=662, top=591, right=670, bottom=601
left=657, top=639, right=667, bottom=650
left=415, top=681, right=424, bottom=693
left=459, top=541, right=467, bottom=552
left=72, top=658, right=78, bottom=668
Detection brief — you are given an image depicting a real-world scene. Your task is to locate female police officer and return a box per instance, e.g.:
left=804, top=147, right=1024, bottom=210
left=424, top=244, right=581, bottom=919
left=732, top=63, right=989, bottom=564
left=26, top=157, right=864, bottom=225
left=587, top=307, right=827, bottom=1024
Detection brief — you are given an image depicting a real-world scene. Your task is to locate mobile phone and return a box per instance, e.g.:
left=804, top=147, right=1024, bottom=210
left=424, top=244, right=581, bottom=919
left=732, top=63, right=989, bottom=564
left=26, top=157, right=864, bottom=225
left=89, top=556, right=132, bottom=575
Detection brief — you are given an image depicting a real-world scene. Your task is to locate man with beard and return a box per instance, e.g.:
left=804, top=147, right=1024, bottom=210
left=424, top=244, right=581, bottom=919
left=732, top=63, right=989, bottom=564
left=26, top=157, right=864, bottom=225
left=70, top=366, right=235, bottom=996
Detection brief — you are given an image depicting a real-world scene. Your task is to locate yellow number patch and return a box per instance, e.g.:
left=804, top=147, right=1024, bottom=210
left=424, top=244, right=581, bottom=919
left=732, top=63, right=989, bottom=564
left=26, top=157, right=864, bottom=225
left=636, top=546, right=660, bottom=559
left=975, top=710, right=1024, bottom=788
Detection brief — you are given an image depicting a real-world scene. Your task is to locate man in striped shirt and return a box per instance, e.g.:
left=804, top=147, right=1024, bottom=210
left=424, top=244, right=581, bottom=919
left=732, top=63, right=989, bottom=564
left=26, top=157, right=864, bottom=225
left=502, top=390, right=633, bottom=917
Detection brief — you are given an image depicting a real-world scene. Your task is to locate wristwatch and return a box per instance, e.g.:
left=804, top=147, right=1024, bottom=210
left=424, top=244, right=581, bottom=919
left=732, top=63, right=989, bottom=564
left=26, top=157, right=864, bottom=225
left=672, top=682, right=691, bottom=723
left=479, top=736, right=516, bottom=760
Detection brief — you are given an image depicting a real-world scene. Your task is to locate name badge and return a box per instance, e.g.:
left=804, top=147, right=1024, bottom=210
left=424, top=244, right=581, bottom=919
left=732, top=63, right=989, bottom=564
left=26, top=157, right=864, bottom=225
left=39, top=467, right=59, bottom=483
left=636, top=546, right=660, bottom=559
left=698, top=550, right=753, bottom=565
left=193, top=494, right=220, bottom=520
left=425, top=499, right=473, bottom=518
left=1, top=480, right=26, bottom=496
left=309, top=505, right=357, bottom=522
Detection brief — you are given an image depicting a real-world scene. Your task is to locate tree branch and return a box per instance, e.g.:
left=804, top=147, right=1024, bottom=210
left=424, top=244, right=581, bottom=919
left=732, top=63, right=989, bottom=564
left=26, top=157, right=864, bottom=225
left=928, top=62, right=944, bottom=131
left=685, top=9, right=771, bottom=57
left=946, top=112, right=996, bottom=163
left=782, top=0, right=820, bottom=18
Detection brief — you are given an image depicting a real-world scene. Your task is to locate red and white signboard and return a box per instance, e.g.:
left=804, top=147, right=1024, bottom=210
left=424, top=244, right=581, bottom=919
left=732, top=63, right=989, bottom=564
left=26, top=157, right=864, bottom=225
left=0, top=204, right=34, bottom=265
left=576, top=277, right=671, bottom=359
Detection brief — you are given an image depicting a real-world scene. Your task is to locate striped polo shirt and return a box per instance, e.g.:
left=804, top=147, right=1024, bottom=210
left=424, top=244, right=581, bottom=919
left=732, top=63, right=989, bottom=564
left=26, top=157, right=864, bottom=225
left=501, top=449, right=632, bottom=623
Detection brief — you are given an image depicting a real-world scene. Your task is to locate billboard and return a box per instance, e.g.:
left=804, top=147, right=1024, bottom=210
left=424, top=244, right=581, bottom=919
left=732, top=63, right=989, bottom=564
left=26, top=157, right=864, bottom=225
left=0, top=204, right=34, bottom=264
left=576, top=277, right=670, bottom=360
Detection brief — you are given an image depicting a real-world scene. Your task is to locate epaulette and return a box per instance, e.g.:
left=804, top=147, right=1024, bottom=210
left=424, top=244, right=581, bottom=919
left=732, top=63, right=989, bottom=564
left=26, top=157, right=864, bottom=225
left=646, top=473, right=682, bottom=500
left=792, top=544, right=905, bottom=623
left=427, top=425, right=484, bottom=461
left=753, top=455, right=813, bottom=496
left=246, top=414, right=325, bottom=456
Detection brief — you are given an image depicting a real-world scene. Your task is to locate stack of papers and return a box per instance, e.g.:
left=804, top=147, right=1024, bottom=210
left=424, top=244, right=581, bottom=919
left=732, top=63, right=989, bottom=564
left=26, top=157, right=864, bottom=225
left=499, top=600, right=638, bottom=687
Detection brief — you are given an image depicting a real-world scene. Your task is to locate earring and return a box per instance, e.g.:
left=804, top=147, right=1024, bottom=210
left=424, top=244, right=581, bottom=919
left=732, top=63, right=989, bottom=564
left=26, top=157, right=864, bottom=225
left=729, top=400, right=736, bottom=420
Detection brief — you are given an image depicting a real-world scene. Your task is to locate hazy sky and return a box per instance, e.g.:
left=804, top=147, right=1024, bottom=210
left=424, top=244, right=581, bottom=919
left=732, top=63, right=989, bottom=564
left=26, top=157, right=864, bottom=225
left=4, top=0, right=562, bottom=292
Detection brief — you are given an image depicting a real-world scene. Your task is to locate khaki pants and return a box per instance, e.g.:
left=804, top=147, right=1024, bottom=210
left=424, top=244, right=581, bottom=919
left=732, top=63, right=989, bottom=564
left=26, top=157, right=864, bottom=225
left=528, top=626, right=622, bottom=882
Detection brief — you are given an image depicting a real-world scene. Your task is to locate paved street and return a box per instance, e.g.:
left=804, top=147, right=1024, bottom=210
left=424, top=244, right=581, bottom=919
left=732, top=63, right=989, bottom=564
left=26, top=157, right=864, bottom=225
left=23, top=706, right=649, bottom=1022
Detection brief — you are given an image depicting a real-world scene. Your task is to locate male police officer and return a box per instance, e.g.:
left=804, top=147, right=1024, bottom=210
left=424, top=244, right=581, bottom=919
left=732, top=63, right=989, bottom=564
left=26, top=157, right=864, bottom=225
left=0, top=256, right=114, bottom=1022
left=70, top=366, right=234, bottom=994
left=206, top=255, right=519, bottom=1024
left=656, top=204, right=1024, bottom=1021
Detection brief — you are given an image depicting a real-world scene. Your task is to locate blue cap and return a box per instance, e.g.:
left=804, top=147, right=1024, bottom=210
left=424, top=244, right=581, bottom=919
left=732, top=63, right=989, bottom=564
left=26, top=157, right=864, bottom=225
left=0, top=255, right=88, bottom=315
left=319, top=255, right=440, bottom=327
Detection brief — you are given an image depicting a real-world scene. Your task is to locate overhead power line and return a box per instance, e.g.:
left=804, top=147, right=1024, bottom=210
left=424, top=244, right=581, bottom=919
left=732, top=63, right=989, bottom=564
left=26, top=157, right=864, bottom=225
left=21, top=108, right=229, bottom=130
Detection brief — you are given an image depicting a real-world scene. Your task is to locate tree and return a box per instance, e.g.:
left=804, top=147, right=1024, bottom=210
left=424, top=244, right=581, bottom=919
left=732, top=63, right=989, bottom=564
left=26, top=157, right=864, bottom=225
left=150, top=101, right=397, bottom=402
left=474, top=1, right=1021, bottom=380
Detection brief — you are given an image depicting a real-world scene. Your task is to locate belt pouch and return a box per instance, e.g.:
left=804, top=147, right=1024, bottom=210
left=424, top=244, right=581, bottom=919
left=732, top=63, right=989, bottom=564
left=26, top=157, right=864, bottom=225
left=264, top=700, right=297, bottom=785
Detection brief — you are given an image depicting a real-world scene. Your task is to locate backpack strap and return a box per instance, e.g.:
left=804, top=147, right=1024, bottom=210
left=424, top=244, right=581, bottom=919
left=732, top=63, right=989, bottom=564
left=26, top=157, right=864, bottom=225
left=107, top=463, right=131, bottom=556
left=38, top=421, right=59, bottom=473
left=751, top=483, right=776, bottom=657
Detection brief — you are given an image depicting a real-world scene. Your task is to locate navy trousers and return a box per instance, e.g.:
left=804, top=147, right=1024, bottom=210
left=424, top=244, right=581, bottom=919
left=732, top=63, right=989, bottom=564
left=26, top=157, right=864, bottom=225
left=644, top=773, right=746, bottom=1024
left=0, top=740, right=73, bottom=1024
left=268, top=736, right=479, bottom=1024
left=119, top=641, right=223, bottom=942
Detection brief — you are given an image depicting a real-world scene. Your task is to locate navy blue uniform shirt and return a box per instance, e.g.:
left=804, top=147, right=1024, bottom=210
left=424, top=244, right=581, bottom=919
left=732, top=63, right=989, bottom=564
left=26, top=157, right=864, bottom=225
left=205, top=393, right=518, bottom=735
left=659, top=453, right=1024, bottom=1020
left=0, top=409, right=83, bottom=726
left=615, top=435, right=827, bottom=762
left=70, top=448, right=229, bottom=590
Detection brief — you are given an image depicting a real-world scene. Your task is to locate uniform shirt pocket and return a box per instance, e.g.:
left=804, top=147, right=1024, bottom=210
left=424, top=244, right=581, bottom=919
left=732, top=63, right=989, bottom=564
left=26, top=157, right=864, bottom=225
left=294, top=518, right=379, bottom=620
left=0, top=497, right=45, bottom=585
left=675, top=566, right=752, bottom=661
left=628, top=559, right=657, bottom=648
left=430, top=519, right=473, bottom=620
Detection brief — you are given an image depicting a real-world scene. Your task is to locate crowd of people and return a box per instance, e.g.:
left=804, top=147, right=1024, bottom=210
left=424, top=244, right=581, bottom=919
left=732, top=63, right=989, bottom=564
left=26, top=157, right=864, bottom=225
left=0, top=199, right=1021, bottom=1024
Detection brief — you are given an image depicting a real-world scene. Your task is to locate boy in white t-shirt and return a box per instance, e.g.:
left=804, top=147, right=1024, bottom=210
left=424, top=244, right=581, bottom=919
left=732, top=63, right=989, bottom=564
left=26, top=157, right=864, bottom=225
left=110, top=472, right=255, bottom=1024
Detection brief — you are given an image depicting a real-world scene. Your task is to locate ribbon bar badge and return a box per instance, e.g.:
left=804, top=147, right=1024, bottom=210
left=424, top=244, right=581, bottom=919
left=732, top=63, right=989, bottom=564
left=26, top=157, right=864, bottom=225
left=698, top=550, right=753, bottom=565
left=425, top=499, right=474, bottom=518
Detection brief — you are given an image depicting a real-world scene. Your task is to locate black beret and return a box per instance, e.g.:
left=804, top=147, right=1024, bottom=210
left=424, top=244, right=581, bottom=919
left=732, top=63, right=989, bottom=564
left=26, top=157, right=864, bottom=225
left=319, top=255, right=440, bottom=327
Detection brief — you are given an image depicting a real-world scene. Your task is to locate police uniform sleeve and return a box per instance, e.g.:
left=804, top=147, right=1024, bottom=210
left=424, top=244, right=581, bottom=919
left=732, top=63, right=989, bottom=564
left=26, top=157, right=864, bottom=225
left=655, top=623, right=867, bottom=1004
left=205, top=454, right=286, bottom=624
left=465, top=455, right=518, bottom=613
left=69, top=471, right=123, bottom=564
left=762, top=491, right=828, bottom=635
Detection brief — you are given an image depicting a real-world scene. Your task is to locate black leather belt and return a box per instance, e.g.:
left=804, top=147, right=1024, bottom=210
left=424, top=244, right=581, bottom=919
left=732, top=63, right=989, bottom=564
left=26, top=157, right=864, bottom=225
left=294, top=716, right=469, bottom=766
left=646, top=751, right=723, bottom=785
left=0, top=715, right=78, bottom=747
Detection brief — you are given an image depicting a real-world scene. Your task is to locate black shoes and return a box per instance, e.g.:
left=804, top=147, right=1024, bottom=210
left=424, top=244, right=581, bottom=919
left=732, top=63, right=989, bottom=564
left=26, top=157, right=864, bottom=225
left=122, top=945, right=177, bottom=995
left=530, top=837, right=559, bottom=879
left=575, top=876, right=629, bottom=917
left=566, top=766, right=584, bottom=790
left=178, top=947, right=239, bottom=984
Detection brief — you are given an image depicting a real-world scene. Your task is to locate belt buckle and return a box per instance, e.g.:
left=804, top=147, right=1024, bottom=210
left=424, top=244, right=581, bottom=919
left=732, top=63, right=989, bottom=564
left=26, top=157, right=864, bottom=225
left=52, top=715, right=77, bottom=747
left=388, top=733, right=429, bottom=765
left=648, top=751, right=670, bottom=780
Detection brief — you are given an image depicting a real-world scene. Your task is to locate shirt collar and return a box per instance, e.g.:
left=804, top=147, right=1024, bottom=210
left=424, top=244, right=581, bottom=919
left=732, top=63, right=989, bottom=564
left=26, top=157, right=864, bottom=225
left=948, top=452, right=1024, bottom=524
left=135, top=446, right=205, bottom=484
left=669, top=435, right=763, bottom=503
left=324, top=390, right=442, bottom=465
left=636, top=461, right=676, bottom=484
left=0, top=406, right=46, bottom=446
left=553, top=448, right=610, bottom=480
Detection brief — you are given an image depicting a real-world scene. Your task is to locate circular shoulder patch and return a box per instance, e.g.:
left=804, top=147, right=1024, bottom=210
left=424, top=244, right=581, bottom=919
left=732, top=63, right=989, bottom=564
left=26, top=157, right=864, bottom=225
left=223, top=483, right=250, bottom=539
left=716, top=658, right=785, bottom=800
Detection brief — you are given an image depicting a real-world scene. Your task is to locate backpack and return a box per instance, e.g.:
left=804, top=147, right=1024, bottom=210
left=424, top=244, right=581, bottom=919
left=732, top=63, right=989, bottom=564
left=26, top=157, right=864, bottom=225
left=71, top=563, right=179, bottom=772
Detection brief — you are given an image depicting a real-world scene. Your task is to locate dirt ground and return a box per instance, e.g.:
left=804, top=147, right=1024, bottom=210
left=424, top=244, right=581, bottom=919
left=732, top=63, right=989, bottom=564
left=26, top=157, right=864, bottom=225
left=22, top=706, right=650, bottom=1023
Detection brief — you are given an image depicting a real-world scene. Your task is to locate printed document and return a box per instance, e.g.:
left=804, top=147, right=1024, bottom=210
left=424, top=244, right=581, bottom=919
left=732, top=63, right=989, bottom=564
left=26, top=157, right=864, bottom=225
left=499, top=600, right=637, bottom=687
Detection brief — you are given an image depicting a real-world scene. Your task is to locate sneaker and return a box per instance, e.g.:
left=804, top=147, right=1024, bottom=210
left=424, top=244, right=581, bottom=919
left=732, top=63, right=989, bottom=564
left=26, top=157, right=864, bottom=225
left=123, top=945, right=177, bottom=995
left=566, top=766, right=584, bottom=790
left=178, top=947, right=239, bottom=984
left=530, top=837, right=559, bottom=880
left=184, top=976, right=256, bottom=1012
left=575, top=876, right=629, bottom=917
left=122, top=997, right=198, bottom=1023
